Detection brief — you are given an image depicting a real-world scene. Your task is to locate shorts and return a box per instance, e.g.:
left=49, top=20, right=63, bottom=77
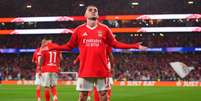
left=76, top=77, right=111, bottom=91
left=34, top=73, right=41, bottom=85
left=41, top=72, right=58, bottom=87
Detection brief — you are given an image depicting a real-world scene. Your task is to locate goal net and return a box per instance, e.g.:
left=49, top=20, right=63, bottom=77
left=58, top=72, right=78, bottom=81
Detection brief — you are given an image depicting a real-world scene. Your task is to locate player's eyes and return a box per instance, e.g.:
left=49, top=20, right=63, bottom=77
left=88, top=8, right=97, bottom=12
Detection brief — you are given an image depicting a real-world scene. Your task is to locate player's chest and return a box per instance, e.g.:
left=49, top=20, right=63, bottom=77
left=78, top=28, right=106, bottom=39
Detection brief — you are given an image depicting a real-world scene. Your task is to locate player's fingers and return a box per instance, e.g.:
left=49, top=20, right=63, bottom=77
left=137, top=42, right=143, bottom=45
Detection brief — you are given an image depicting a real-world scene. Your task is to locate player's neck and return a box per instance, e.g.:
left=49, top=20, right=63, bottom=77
left=86, top=19, right=98, bottom=28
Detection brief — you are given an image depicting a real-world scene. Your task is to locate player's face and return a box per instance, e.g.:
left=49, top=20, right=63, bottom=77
left=85, top=6, right=99, bottom=19
left=41, top=39, right=49, bottom=48
left=47, top=40, right=52, bottom=43
left=41, top=39, right=47, bottom=47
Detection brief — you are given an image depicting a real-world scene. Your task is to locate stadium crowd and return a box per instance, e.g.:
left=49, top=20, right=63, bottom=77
left=0, top=32, right=201, bottom=81
left=0, top=52, right=201, bottom=81
left=1, top=33, right=201, bottom=48
left=0, top=19, right=200, bottom=29
left=0, top=2, right=200, bottom=81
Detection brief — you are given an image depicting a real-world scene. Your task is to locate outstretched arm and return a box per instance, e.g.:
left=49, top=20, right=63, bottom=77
left=48, top=32, right=78, bottom=51
left=38, top=55, right=43, bottom=76
left=110, top=39, right=140, bottom=49
left=106, top=27, right=147, bottom=50
left=48, top=43, right=72, bottom=51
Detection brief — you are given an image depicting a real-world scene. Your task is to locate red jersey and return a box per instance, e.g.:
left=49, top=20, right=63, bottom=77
left=50, top=23, right=139, bottom=77
left=40, top=43, right=62, bottom=73
left=32, top=48, right=41, bottom=73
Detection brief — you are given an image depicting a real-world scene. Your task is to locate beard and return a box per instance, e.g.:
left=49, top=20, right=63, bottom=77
left=88, top=17, right=97, bottom=21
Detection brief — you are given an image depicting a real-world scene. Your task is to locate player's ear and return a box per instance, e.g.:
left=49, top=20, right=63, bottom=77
left=84, top=11, right=87, bottom=18
left=84, top=6, right=88, bottom=18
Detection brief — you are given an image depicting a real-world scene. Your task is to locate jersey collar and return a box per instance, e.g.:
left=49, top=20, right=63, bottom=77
left=86, top=24, right=98, bottom=30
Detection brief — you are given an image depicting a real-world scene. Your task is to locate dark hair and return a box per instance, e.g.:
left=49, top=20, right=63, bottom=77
left=85, top=5, right=98, bottom=11
left=42, top=36, right=53, bottom=41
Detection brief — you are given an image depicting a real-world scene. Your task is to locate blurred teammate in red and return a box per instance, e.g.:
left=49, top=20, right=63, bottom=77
left=38, top=38, right=63, bottom=101
left=47, top=5, right=147, bottom=101
left=32, top=39, right=48, bottom=101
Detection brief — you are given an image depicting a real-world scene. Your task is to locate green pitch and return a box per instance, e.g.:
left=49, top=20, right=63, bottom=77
left=0, top=85, right=201, bottom=101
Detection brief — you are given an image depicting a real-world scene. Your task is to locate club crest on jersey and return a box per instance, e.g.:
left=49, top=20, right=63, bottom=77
left=82, top=32, right=88, bottom=36
left=98, top=31, right=103, bottom=37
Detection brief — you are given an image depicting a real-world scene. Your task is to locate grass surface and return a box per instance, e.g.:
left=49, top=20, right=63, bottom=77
left=0, top=85, right=201, bottom=101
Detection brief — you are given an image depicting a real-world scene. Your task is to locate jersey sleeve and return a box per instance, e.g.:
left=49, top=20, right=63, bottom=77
left=48, top=29, right=78, bottom=51
left=106, top=26, right=140, bottom=49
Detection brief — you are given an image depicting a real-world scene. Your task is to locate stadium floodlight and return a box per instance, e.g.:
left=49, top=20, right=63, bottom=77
left=26, top=4, right=32, bottom=8
left=79, top=3, right=85, bottom=7
left=188, top=1, right=194, bottom=5
left=131, top=2, right=139, bottom=6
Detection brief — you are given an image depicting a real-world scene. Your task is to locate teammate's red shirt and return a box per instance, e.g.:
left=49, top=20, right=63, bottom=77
left=40, top=43, right=61, bottom=73
left=49, top=23, right=139, bottom=77
left=32, top=48, right=41, bottom=73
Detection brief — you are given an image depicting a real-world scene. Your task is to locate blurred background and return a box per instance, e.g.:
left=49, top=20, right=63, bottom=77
left=0, top=1, right=201, bottom=100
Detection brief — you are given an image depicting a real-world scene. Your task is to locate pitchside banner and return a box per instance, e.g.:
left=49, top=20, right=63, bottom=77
left=115, top=81, right=201, bottom=87
left=2, top=80, right=201, bottom=87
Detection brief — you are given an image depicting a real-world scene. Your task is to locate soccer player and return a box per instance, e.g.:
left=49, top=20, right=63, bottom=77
left=47, top=5, right=147, bottom=101
left=32, top=39, right=48, bottom=101
left=87, top=46, right=114, bottom=101
left=73, top=55, right=97, bottom=101
left=38, top=38, right=63, bottom=101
